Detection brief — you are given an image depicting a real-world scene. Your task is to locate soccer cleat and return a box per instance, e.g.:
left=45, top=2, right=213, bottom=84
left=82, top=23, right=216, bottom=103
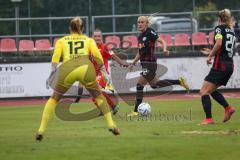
left=35, top=132, right=43, bottom=141
left=109, top=127, right=120, bottom=136
left=179, top=77, right=189, bottom=91
left=127, top=111, right=139, bottom=117
left=199, top=118, right=215, bottom=125
left=223, top=106, right=236, bottom=123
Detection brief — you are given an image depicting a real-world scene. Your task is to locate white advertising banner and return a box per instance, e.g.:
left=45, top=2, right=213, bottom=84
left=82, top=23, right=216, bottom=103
left=0, top=63, right=52, bottom=98
left=0, top=56, right=239, bottom=98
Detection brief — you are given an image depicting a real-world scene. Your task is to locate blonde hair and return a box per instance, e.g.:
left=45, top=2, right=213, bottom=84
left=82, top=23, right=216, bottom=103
left=138, top=16, right=153, bottom=27
left=218, top=9, right=234, bottom=27
left=69, top=17, right=84, bottom=34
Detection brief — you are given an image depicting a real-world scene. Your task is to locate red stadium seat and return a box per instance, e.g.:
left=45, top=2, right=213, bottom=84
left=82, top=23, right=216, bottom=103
left=158, top=34, right=173, bottom=47
left=208, top=31, right=214, bottom=45
left=105, top=36, right=120, bottom=49
left=174, top=33, right=191, bottom=47
left=0, top=38, right=17, bottom=52
left=19, top=40, right=34, bottom=52
left=122, top=35, right=138, bottom=48
left=35, top=39, right=51, bottom=51
left=192, top=32, right=208, bottom=46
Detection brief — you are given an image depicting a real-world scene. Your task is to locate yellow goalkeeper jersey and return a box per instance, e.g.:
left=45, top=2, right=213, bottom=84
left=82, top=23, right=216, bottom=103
left=52, top=33, right=103, bottom=66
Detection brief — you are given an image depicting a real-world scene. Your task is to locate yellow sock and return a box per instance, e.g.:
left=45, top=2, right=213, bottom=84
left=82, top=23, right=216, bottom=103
left=95, top=94, right=115, bottom=128
left=38, top=98, right=57, bottom=134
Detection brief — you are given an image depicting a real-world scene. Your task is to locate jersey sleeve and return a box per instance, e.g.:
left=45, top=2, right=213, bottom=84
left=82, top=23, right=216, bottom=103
left=52, top=39, right=63, bottom=63
left=104, top=45, right=113, bottom=58
left=149, top=28, right=159, bottom=41
left=214, top=26, right=223, bottom=40
left=89, top=38, right=104, bottom=66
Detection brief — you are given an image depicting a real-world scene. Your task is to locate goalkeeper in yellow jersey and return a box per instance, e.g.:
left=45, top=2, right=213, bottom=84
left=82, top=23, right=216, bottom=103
left=35, top=17, right=120, bottom=141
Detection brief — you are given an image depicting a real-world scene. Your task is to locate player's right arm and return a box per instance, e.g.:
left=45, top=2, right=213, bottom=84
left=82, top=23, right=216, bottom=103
left=51, top=38, right=63, bottom=70
left=46, top=39, right=63, bottom=89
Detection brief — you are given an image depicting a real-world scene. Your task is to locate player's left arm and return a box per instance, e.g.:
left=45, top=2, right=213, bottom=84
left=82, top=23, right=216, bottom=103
left=207, top=32, right=223, bottom=65
left=157, top=37, right=169, bottom=55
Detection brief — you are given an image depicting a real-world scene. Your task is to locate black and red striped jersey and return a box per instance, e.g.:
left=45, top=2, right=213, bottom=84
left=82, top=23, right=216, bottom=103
left=138, top=27, right=158, bottom=62
left=213, top=25, right=235, bottom=71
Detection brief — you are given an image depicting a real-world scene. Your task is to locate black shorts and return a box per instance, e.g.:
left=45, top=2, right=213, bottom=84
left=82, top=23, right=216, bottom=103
left=204, top=68, right=233, bottom=86
left=140, top=62, right=157, bottom=82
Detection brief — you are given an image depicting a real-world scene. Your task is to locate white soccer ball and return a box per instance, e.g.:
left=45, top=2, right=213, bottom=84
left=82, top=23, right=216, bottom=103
left=137, top=102, right=151, bottom=116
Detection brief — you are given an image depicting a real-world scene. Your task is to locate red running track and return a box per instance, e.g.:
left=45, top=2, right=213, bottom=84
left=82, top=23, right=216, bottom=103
left=0, top=92, right=239, bottom=107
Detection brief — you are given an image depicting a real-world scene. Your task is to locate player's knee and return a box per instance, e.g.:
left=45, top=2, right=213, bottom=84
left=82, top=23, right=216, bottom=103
left=51, top=92, right=63, bottom=102
left=199, top=89, right=210, bottom=96
left=136, top=83, right=144, bottom=91
left=94, top=94, right=107, bottom=107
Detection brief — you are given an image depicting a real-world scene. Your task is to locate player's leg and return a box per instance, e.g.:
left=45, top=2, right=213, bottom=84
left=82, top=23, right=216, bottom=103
left=77, top=62, right=119, bottom=135
left=94, top=74, right=118, bottom=114
left=86, top=82, right=119, bottom=135
left=211, top=90, right=235, bottom=122
left=36, top=83, right=70, bottom=141
left=210, top=70, right=236, bottom=122
left=128, top=75, right=147, bottom=117
left=199, top=81, right=217, bottom=125
left=36, top=62, right=82, bottom=141
left=151, top=77, right=189, bottom=90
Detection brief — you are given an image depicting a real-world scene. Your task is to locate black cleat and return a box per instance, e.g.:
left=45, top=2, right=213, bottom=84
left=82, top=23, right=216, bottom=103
left=35, top=133, right=43, bottom=141
left=109, top=127, right=120, bottom=136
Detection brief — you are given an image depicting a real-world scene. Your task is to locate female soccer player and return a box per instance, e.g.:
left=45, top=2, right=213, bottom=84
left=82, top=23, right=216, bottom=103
left=36, top=17, right=119, bottom=141
left=128, top=16, right=189, bottom=116
left=199, top=9, right=236, bottom=125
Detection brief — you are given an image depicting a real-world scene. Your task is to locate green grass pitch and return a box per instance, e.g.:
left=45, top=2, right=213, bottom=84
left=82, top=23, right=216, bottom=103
left=0, top=98, right=240, bottom=160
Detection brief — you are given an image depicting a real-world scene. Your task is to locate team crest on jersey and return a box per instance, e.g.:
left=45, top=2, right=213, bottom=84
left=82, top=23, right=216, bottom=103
left=143, top=37, right=147, bottom=41
left=216, top=28, right=221, bottom=34
left=151, top=30, right=157, bottom=35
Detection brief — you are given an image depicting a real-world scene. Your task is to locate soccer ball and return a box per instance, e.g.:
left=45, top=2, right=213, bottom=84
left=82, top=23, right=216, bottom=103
left=137, top=102, right=151, bottom=116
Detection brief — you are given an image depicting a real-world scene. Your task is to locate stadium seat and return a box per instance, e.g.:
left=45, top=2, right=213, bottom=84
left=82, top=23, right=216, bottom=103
left=192, top=32, right=208, bottom=46
left=174, top=33, right=191, bottom=47
left=105, top=36, right=120, bottom=49
left=0, top=38, right=17, bottom=52
left=122, top=35, right=138, bottom=48
left=19, top=40, right=34, bottom=52
left=208, top=31, right=214, bottom=45
left=158, top=34, right=173, bottom=47
left=35, top=39, right=51, bottom=51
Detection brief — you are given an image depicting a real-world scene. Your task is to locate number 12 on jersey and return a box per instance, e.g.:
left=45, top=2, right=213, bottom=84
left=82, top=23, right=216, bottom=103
left=68, top=41, right=84, bottom=54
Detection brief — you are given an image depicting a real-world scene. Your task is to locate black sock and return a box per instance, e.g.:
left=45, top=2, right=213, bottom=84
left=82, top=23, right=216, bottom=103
left=201, top=95, right=212, bottom=118
left=75, top=87, right=83, bottom=103
left=134, top=84, right=144, bottom=112
left=151, top=80, right=173, bottom=89
left=163, top=79, right=180, bottom=85
left=211, top=91, right=229, bottom=108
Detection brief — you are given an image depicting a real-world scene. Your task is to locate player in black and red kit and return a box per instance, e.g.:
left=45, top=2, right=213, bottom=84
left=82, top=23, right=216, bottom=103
left=200, top=9, right=236, bottom=125
left=128, top=16, right=189, bottom=116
